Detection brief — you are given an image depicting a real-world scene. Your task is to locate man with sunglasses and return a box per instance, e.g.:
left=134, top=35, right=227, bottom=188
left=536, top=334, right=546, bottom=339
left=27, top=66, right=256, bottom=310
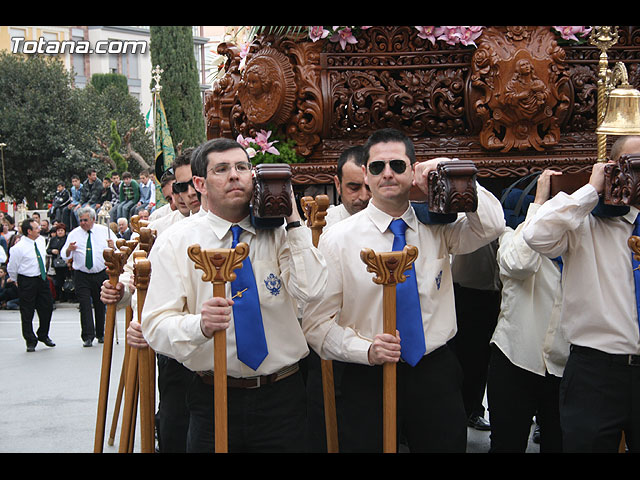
left=140, top=137, right=327, bottom=452
left=302, top=128, right=505, bottom=452
left=100, top=147, right=202, bottom=453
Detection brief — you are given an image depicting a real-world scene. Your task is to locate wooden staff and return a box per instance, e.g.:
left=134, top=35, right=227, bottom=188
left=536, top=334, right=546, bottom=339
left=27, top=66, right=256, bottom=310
left=107, top=239, right=139, bottom=447
left=108, top=305, right=134, bottom=446
left=300, top=194, right=339, bottom=453
left=360, top=245, right=418, bottom=453
left=94, top=244, right=132, bottom=453
left=134, top=254, right=154, bottom=452
left=188, top=242, right=249, bottom=453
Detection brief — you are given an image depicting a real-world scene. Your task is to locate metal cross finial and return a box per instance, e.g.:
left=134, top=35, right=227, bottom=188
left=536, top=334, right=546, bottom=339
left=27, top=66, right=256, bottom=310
left=151, top=64, right=163, bottom=93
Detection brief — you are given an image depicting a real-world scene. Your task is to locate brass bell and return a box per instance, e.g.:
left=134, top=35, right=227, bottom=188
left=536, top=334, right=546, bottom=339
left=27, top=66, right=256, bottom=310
left=596, top=83, right=640, bottom=135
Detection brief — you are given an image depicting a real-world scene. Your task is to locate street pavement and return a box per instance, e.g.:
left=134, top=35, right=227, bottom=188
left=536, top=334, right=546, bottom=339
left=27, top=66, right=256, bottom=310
left=0, top=301, right=539, bottom=454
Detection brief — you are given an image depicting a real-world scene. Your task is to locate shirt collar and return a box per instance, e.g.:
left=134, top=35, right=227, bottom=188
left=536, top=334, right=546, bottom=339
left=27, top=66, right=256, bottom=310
left=205, top=211, right=255, bottom=240
left=624, top=205, right=640, bottom=224
left=365, top=201, right=418, bottom=234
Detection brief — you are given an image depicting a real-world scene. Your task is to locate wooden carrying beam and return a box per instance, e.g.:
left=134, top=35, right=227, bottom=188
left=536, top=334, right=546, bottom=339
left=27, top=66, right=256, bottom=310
left=188, top=242, right=249, bottom=453
left=360, top=245, right=418, bottom=453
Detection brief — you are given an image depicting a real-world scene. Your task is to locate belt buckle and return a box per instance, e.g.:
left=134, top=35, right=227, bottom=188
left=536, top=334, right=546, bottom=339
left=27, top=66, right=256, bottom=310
left=245, top=376, right=262, bottom=389
left=628, top=355, right=640, bottom=366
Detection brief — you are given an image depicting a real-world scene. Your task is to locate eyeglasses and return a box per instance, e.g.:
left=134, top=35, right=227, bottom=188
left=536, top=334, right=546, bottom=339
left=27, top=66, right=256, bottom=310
left=208, top=161, right=253, bottom=176
left=172, top=179, right=194, bottom=194
left=367, top=159, right=408, bottom=176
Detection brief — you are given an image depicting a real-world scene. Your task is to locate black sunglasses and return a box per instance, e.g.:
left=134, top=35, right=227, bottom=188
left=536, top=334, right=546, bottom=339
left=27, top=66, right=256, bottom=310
left=367, top=159, right=408, bottom=176
left=172, top=179, right=194, bottom=194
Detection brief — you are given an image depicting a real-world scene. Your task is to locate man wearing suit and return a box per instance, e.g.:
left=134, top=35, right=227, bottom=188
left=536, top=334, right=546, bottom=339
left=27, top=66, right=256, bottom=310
left=7, top=218, right=56, bottom=352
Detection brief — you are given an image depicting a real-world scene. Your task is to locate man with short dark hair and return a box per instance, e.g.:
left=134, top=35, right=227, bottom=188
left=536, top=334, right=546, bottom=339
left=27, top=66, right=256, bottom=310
left=140, top=137, right=328, bottom=452
left=326, top=145, right=371, bottom=227
left=7, top=218, right=55, bottom=352
left=116, top=172, right=140, bottom=220
left=302, top=128, right=505, bottom=452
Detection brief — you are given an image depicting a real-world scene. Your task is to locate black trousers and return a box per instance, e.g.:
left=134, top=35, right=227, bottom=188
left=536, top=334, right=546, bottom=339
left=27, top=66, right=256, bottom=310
left=487, top=344, right=563, bottom=452
left=74, top=269, right=107, bottom=341
left=335, top=345, right=467, bottom=453
left=17, top=274, right=53, bottom=347
left=186, top=368, right=307, bottom=453
left=156, top=354, right=191, bottom=453
left=305, top=348, right=345, bottom=452
left=450, top=283, right=500, bottom=419
left=560, top=344, right=640, bottom=452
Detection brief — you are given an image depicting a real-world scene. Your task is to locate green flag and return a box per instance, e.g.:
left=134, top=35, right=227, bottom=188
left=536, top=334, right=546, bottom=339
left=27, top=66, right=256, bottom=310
left=153, top=94, right=175, bottom=208
left=154, top=94, right=175, bottom=182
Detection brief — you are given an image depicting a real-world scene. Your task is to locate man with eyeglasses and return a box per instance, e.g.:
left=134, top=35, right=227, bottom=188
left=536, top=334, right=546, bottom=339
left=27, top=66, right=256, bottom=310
left=302, top=128, right=505, bottom=452
left=140, top=137, right=327, bottom=452
left=61, top=206, right=117, bottom=347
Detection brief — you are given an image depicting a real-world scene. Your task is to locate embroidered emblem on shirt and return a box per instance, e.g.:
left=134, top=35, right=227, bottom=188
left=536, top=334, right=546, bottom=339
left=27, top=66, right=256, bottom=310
left=264, top=273, right=282, bottom=296
left=435, top=270, right=442, bottom=290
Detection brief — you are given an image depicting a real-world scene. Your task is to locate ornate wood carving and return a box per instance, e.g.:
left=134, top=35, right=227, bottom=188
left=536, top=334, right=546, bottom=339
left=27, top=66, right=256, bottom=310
left=251, top=163, right=293, bottom=218
left=469, top=26, right=572, bottom=152
left=237, top=46, right=296, bottom=126
left=204, top=26, right=640, bottom=185
left=427, top=160, right=478, bottom=213
left=604, top=153, right=640, bottom=206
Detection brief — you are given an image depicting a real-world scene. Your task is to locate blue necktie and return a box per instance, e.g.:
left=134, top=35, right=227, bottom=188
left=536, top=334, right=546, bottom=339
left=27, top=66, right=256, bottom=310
left=632, top=215, right=640, bottom=332
left=552, top=256, right=563, bottom=274
left=388, top=219, right=426, bottom=366
left=230, top=225, right=268, bottom=370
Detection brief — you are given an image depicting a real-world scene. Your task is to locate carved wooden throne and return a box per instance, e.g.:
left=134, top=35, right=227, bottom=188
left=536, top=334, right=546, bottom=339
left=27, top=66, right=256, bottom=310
left=204, top=26, right=640, bottom=198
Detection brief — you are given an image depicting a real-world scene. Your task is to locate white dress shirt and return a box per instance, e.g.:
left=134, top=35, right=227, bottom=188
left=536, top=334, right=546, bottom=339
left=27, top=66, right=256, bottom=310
left=61, top=223, right=117, bottom=273
left=325, top=204, right=351, bottom=229
left=7, top=235, right=48, bottom=281
left=302, top=183, right=506, bottom=365
left=141, top=211, right=328, bottom=377
left=492, top=203, right=569, bottom=378
left=523, top=184, right=640, bottom=355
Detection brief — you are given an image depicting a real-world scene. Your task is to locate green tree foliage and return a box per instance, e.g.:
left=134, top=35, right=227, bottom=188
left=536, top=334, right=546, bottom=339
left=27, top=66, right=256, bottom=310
left=90, top=73, right=129, bottom=95
left=0, top=51, right=153, bottom=208
left=150, top=26, right=206, bottom=149
left=108, top=119, right=128, bottom=174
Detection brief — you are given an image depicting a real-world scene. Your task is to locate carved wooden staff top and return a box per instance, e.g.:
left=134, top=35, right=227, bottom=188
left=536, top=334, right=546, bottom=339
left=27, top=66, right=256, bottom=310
left=360, top=244, right=418, bottom=454
left=186, top=241, right=250, bottom=454
left=301, top=194, right=330, bottom=246
left=104, top=245, right=133, bottom=281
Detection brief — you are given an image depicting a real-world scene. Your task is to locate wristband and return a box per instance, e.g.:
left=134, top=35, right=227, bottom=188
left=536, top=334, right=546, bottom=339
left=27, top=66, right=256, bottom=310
left=285, top=220, right=302, bottom=230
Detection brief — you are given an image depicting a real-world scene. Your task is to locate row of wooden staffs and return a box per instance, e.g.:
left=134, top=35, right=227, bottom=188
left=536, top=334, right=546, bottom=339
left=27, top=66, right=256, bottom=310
left=92, top=197, right=418, bottom=454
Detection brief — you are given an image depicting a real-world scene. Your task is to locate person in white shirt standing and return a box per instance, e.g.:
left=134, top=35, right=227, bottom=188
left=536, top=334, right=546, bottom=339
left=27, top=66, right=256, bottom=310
left=325, top=145, right=372, bottom=228
left=302, top=128, right=505, bottom=452
left=61, top=206, right=117, bottom=347
left=523, top=135, right=640, bottom=452
left=141, top=138, right=327, bottom=452
left=489, top=169, right=569, bottom=452
left=7, top=218, right=56, bottom=352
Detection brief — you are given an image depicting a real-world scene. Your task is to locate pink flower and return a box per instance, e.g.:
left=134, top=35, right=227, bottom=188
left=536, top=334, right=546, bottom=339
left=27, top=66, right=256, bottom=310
left=236, top=134, right=251, bottom=149
left=254, top=130, right=280, bottom=155
left=437, top=26, right=463, bottom=46
left=309, top=26, right=330, bottom=42
left=553, top=26, right=592, bottom=42
left=330, top=27, right=358, bottom=50
left=457, top=26, right=483, bottom=47
left=415, top=26, right=440, bottom=45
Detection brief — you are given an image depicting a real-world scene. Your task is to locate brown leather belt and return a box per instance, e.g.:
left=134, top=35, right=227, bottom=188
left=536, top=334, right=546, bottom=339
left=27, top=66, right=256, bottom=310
left=197, top=363, right=299, bottom=389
